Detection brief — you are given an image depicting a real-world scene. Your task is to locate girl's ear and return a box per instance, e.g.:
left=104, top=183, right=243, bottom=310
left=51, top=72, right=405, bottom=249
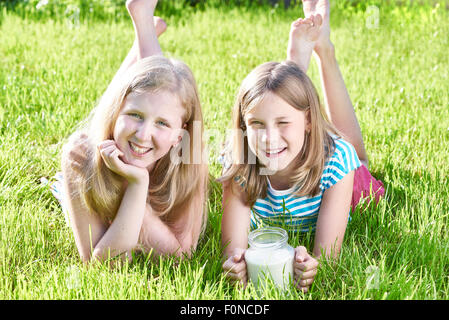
left=305, top=109, right=312, bottom=133
left=173, top=124, right=187, bottom=148
left=179, top=123, right=187, bottom=144
left=173, top=137, right=182, bottom=149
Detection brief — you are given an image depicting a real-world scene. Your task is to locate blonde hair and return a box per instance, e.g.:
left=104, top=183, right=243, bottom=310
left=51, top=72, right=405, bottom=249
left=65, top=56, right=208, bottom=235
left=219, top=61, right=338, bottom=207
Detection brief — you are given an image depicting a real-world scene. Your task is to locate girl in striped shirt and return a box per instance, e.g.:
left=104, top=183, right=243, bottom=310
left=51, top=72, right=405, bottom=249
left=219, top=0, right=384, bottom=292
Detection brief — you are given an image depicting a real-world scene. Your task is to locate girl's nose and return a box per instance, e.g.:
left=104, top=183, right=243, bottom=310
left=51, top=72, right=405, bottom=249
left=135, top=122, right=154, bottom=143
left=260, top=126, right=279, bottom=146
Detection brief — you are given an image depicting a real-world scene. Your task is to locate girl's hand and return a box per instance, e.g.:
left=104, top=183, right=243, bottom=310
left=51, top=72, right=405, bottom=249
left=222, top=248, right=248, bottom=286
left=294, top=246, right=319, bottom=293
left=98, top=140, right=149, bottom=184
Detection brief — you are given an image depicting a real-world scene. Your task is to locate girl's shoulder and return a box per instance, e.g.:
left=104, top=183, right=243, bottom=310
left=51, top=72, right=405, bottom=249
left=61, top=132, right=93, bottom=172
left=320, top=135, right=361, bottom=191
left=326, top=135, right=360, bottom=166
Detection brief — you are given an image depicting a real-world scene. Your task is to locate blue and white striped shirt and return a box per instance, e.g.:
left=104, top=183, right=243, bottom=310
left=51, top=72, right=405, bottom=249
left=250, top=137, right=361, bottom=233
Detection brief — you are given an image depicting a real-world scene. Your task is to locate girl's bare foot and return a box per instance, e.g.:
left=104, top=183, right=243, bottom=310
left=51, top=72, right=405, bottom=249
left=287, top=14, right=322, bottom=72
left=126, top=0, right=163, bottom=57
left=126, top=0, right=166, bottom=38
left=302, top=0, right=332, bottom=54
left=126, top=0, right=158, bottom=24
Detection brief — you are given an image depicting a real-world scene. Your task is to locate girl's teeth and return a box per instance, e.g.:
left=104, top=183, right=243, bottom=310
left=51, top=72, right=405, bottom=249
left=267, top=148, right=284, bottom=154
left=130, top=142, right=151, bottom=154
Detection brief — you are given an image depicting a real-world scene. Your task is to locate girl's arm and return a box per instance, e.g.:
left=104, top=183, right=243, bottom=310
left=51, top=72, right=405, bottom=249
left=221, top=180, right=251, bottom=284
left=313, top=170, right=355, bottom=259
left=90, top=179, right=148, bottom=262
left=62, top=140, right=149, bottom=264
left=173, top=180, right=208, bottom=254
left=61, top=153, right=108, bottom=263
left=221, top=180, right=251, bottom=259
left=137, top=205, right=185, bottom=258
left=137, top=180, right=207, bottom=258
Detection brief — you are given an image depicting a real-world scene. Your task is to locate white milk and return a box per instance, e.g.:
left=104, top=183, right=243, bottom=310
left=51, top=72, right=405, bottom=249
left=245, top=246, right=294, bottom=291
left=244, top=227, right=294, bottom=291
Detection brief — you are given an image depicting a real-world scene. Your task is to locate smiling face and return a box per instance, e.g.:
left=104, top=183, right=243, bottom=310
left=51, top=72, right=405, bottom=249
left=245, top=91, right=310, bottom=175
left=113, top=90, right=185, bottom=171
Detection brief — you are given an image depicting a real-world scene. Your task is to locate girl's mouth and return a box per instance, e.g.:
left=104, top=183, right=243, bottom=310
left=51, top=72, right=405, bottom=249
left=264, top=147, right=287, bottom=158
left=129, top=141, right=153, bottom=157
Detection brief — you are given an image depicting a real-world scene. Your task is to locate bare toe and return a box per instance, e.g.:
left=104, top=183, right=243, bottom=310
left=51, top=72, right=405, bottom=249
left=312, top=14, right=323, bottom=27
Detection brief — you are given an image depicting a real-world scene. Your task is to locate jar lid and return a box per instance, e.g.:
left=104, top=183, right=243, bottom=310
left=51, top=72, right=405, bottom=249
left=248, top=227, right=288, bottom=250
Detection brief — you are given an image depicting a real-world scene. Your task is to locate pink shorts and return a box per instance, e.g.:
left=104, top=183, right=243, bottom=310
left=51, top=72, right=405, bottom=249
left=351, top=164, right=385, bottom=209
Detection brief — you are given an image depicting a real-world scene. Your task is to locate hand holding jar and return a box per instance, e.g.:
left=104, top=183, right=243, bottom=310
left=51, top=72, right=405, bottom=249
left=294, top=246, right=319, bottom=293
left=222, top=247, right=248, bottom=286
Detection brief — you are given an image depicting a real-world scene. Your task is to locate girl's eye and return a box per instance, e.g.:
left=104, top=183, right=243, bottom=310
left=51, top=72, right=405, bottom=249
left=156, top=120, right=168, bottom=127
left=249, top=121, right=263, bottom=126
left=129, top=113, right=143, bottom=120
left=278, top=121, right=289, bottom=125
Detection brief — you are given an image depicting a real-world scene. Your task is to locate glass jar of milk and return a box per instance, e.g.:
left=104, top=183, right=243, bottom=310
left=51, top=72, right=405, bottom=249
left=245, top=227, right=294, bottom=291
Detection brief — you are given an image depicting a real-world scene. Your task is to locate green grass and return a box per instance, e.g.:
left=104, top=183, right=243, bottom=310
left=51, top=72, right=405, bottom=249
left=1, top=2, right=448, bottom=299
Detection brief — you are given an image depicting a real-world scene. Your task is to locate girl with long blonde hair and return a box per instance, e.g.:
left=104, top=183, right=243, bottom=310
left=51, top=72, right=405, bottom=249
left=58, top=0, right=208, bottom=263
left=220, top=0, right=384, bottom=292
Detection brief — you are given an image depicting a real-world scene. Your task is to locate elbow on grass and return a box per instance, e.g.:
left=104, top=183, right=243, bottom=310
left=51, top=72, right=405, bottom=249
left=80, top=243, right=194, bottom=265
left=84, top=247, right=134, bottom=266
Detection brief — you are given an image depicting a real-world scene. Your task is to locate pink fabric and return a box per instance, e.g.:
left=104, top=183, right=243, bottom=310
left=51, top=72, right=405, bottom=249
left=352, top=164, right=385, bottom=209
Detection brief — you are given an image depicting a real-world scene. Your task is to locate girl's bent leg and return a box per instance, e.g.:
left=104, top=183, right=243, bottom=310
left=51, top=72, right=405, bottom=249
left=303, top=0, right=368, bottom=166
left=110, top=15, right=166, bottom=89
left=314, top=45, right=369, bottom=168
left=126, top=0, right=162, bottom=59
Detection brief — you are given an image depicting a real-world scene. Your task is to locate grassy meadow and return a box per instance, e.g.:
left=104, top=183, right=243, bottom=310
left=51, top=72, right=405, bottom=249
left=0, top=1, right=448, bottom=299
